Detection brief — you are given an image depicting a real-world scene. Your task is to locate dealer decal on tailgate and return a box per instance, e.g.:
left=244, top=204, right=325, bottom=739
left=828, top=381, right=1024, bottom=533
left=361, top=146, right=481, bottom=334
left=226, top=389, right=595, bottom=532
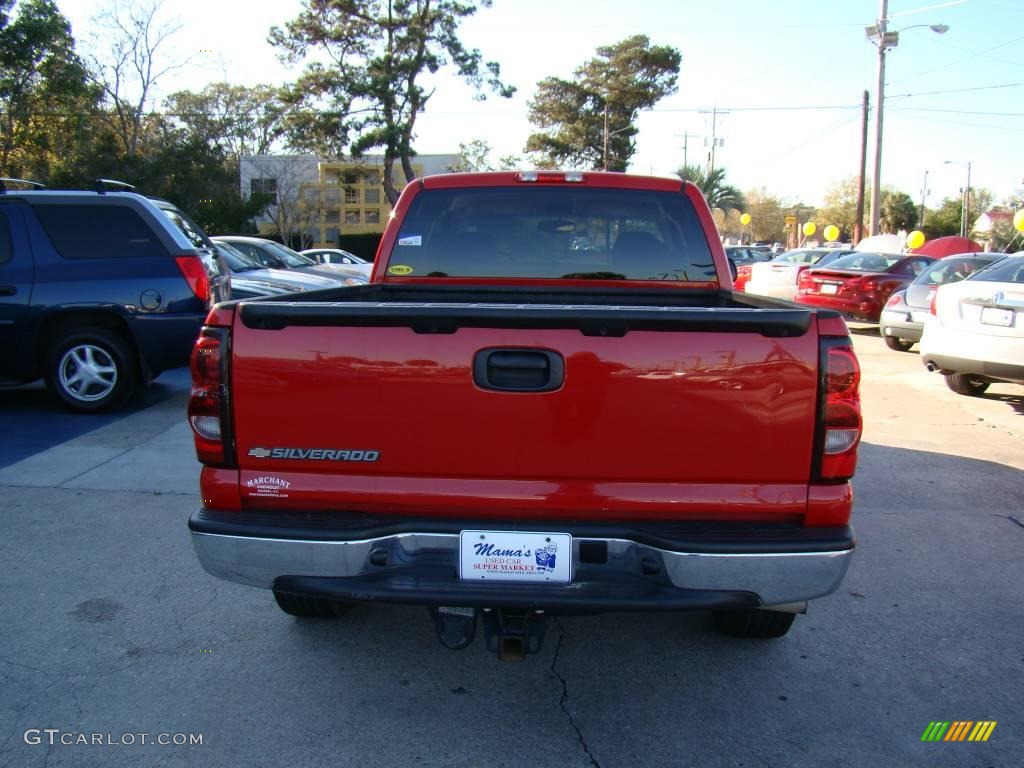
left=247, top=447, right=380, bottom=461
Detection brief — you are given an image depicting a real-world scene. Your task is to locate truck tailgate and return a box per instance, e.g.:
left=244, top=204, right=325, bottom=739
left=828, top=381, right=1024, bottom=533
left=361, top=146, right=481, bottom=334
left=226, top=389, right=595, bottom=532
left=229, top=304, right=819, bottom=521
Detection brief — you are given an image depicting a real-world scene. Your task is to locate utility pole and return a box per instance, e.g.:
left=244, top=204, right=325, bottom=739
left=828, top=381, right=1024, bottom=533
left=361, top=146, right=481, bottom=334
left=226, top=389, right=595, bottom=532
left=868, top=0, right=888, bottom=236
left=674, top=131, right=695, bottom=170
left=918, top=169, right=930, bottom=229
left=603, top=103, right=609, bottom=172
left=854, top=90, right=869, bottom=244
left=964, top=161, right=972, bottom=238
left=698, top=107, right=728, bottom=174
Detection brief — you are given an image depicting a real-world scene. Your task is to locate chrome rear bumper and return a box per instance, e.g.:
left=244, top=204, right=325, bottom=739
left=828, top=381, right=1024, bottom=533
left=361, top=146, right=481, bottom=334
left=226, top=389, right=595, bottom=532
left=190, top=512, right=854, bottom=610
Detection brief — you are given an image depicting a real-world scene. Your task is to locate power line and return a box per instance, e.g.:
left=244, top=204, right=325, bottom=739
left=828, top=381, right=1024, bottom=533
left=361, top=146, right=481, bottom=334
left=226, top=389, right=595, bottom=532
left=886, top=34, right=1024, bottom=85
left=895, top=107, right=1024, bottom=116
left=888, top=81, right=1024, bottom=98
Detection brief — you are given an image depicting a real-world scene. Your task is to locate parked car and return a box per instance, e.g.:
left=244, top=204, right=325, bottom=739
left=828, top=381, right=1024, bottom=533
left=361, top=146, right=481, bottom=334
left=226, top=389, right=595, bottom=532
left=213, top=241, right=348, bottom=296
left=300, top=248, right=373, bottom=276
left=0, top=181, right=229, bottom=411
left=794, top=252, right=935, bottom=322
left=743, top=248, right=855, bottom=300
left=879, top=253, right=1004, bottom=351
left=724, top=245, right=774, bottom=266
left=212, top=236, right=368, bottom=285
left=920, top=253, right=1023, bottom=395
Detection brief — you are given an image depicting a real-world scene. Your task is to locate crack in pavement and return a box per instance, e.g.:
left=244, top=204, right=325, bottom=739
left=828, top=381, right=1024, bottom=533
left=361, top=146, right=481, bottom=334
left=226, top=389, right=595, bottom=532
left=550, top=619, right=601, bottom=768
left=1007, top=515, right=1024, bottom=530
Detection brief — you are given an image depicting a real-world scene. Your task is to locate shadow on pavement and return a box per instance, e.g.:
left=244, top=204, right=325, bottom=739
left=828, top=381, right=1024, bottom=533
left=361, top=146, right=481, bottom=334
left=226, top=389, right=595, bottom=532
left=0, top=367, right=191, bottom=469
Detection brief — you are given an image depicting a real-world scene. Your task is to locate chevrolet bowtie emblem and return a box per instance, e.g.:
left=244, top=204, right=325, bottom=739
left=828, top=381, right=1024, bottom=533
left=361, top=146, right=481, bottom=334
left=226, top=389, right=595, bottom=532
left=247, top=448, right=273, bottom=458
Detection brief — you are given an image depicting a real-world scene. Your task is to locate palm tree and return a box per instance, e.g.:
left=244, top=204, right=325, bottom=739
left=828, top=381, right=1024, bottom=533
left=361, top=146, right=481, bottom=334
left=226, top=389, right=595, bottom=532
left=676, top=165, right=746, bottom=213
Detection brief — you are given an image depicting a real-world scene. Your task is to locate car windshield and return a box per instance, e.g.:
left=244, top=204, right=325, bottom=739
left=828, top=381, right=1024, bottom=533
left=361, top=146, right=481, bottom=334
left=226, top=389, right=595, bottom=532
left=916, top=256, right=998, bottom=285
left=215, top=243, right=261, bottom=272
left=824, top=253, right=900, bottom=272
left=966, top=255, right=1024, bottom=283
left=267, top=242, right=317, bottom=267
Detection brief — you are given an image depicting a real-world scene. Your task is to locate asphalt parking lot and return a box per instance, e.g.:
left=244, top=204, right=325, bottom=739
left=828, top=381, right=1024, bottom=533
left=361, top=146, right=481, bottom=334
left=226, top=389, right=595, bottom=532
left=1, top=330, right=1021, bottom=768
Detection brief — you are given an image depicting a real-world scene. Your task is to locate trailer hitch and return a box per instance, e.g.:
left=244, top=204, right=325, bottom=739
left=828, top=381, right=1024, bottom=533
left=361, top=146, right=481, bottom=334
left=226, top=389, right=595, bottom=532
left=433, top=606, right=477, bottom=650
left=481, top=608, right=549, bottom=661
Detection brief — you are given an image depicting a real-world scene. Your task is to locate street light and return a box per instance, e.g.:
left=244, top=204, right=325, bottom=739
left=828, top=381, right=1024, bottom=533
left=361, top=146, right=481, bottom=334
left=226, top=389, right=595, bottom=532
left=944, top=159, right=973, bottom=238
left=866, top=0, right=949, bottom=236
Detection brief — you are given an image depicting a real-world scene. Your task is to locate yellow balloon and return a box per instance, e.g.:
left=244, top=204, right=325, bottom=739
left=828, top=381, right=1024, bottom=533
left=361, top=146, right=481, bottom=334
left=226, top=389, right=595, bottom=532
left=739, top=213, right=751, bottom=226
left=1014, top=209, right=1024, bottom=233
left=906, top=230, right=926, bottom=249
left=802, top=221, right=816, bottom=237
left=824, top=224, right=840, bottom=242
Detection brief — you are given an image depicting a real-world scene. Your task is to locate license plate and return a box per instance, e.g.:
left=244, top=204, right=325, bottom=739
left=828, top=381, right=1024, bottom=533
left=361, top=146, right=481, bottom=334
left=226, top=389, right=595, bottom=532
left=459, top=530, right=572, bottom=583
left=820, top=283, right=839, bottom=295
left=981, top=307, right=1014, bottom=327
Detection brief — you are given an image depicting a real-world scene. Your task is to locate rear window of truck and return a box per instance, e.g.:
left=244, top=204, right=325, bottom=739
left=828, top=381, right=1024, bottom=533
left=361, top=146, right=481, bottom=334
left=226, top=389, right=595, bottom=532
left=387, top=186, right=717, bottom=282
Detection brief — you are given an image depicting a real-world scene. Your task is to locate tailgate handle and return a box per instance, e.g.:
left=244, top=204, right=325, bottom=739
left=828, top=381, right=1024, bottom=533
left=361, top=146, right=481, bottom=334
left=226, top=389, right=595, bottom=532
left=473, top=348, right=564, bottom=393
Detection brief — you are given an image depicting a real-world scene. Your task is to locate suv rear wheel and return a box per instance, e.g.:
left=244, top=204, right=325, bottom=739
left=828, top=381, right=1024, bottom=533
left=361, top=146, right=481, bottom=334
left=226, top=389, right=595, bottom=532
left=944, top=373, right=989, bottom=396
left=46, top=327, right=139, bottom=412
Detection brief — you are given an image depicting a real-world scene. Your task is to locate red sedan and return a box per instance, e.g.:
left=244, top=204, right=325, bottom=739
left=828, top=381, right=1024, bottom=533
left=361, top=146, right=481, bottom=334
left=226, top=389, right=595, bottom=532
left=795, top=252, right=936, bottom=322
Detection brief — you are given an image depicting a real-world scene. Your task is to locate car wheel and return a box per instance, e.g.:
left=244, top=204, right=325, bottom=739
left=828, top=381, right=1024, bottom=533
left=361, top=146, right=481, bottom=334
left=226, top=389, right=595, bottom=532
left=712, top=608, right=796, bottom=639
left=46, top=327, right=139, bottom=412
left=944, top=373, right=989, bottom=396
left=273, top=590, right=352, bottom=618
left=884, top=336, right=914, bottom=352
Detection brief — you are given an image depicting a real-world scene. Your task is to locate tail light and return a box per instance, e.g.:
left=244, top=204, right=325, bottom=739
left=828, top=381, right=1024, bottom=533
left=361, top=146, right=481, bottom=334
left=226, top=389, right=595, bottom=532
left=929, top=290, right=938, bottom=315
left=175, top=255, right=211, bottom=302
left=798, top=270, right=814, bottom=290
left=188, top=327, right=234, bottom=465
left=885, top=293, right=903, bottom=308
left=817, top=340, right=861, bottom=481
left=859, top=278, right=879, bottom=294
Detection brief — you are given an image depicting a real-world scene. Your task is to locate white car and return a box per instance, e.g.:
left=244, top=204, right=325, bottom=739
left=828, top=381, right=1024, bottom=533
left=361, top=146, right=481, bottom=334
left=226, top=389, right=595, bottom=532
left=300, top=248, right=373, bottom=277
left=920, top=254, right=1024, bottom=395
left=745, top=248, right=854, bottom=300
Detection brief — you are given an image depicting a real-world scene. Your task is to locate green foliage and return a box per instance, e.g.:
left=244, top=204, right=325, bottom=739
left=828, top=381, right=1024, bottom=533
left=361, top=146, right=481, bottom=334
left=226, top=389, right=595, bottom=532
left=676, top=165, right=745, bottom=213
left=270, top=0, right=514, bottom=204
left=164, top=83, right=288, bottom=162
left=815, top=176, right=861, bottom=240
left=880, top=190, right=918, bottom=233
left=744, top=188, right=787, bottom=243
left=922, top=196, right=965, bottom=239
left=526, top=35, right=680, bottom=171
left=0, top=0, right=99, bottom=179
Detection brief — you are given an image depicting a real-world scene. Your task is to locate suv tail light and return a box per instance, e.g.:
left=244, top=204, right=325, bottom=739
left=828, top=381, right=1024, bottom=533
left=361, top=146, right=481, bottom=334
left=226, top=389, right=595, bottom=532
left=175, top=255, right=211, bottom=302
left=817, top=340, right=861, bottom=481
left=189, top=327, right=234, bottom=465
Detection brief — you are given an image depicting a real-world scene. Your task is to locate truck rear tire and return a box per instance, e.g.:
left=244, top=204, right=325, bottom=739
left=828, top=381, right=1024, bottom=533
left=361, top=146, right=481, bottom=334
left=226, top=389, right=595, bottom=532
left=944, top=373, right=989, bottom=396
left=712, top=608, right=796, bottom=638
left=273, top=590, right=352, bottom=619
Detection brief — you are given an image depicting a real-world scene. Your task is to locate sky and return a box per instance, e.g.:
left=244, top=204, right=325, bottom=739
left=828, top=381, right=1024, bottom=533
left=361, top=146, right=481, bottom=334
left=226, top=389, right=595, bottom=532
left=55, top=0, right=1024, bottom=209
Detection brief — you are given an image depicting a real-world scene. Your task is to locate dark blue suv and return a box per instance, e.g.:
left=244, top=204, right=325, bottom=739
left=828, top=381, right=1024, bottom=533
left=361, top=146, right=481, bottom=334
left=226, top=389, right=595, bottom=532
left=0, top=182, right=230, bottom=411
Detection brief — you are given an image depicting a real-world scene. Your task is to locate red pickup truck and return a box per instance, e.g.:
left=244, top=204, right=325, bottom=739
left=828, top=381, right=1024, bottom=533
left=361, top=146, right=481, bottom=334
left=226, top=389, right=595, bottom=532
left=187, top=171, right=861, bottom=660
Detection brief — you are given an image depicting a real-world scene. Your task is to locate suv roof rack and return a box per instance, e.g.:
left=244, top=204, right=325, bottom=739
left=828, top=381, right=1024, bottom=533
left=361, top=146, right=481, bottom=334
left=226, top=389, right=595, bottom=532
left=0, top=178, right=46, bottom=193
left=93, top=178, right=136, bottom=194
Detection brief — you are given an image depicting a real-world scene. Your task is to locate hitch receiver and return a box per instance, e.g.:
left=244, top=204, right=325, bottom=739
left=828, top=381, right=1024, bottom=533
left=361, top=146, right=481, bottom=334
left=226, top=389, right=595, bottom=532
left=482, top=608, right=549, bottom=661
